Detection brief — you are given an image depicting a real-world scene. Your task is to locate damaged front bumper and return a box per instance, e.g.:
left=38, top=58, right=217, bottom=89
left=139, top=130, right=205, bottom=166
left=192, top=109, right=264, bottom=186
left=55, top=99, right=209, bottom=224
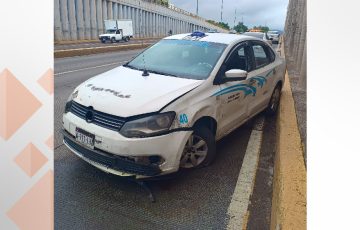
left=62, top=112, right=192, bottom=179
left=63, top=130, right=162, bottom=177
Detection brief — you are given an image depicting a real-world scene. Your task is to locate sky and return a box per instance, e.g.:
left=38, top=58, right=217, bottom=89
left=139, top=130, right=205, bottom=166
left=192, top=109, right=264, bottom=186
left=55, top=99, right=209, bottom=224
left=169, top=0, right=289, bottom=30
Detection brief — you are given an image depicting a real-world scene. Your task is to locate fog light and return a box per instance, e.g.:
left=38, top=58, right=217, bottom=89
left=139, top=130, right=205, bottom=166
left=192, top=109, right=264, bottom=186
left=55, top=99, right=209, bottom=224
left=132, top=156, right=165, bottom=166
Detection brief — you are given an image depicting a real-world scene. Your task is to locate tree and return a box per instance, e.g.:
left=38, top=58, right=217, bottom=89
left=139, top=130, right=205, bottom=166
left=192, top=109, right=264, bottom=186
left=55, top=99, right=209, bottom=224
left=155, top=0, right=169, bottom=7
left=233, top=22, right=248, bottom=33
left=206, top=20, right=230, bottom=30
left=218, top=22, right=230, bottom=30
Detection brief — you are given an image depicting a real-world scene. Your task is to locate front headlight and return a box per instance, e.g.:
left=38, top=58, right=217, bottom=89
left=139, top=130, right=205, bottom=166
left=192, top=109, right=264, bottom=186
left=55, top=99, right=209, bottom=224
left=64, top=90, right=78, bottom=113
left=120, top=112, right=176, bottom=138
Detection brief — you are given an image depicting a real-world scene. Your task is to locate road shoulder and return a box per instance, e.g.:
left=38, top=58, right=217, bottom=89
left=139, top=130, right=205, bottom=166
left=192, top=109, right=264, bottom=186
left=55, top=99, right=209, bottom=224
left=270, top=71, right=307, bottom=230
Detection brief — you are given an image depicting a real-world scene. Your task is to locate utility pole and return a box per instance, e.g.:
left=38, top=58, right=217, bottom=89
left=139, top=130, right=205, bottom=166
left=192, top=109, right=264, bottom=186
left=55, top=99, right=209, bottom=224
left=221, top=0, right=224, bottom=22
left=196, top=0, right=199, bottom=15
left=233, top=8, right=237, bottom=28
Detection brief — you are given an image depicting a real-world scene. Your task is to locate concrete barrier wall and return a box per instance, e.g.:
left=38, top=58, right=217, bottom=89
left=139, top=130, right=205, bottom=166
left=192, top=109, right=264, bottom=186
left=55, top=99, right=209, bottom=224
left=270, top=1, right=307, bottom=229
left=54, top=0, right=228, bottom=41
left=283, top=0, right=306, bottom=90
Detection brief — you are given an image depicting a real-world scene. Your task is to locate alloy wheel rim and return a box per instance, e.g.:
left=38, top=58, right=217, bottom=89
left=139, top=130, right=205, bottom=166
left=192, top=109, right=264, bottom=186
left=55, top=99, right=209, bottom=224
left=180, top=134, right=208, bottom=168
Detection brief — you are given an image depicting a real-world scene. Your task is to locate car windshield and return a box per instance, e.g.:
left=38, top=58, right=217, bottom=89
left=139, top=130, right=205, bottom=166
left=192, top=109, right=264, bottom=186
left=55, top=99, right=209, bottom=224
left=124, top=39, right=227, bottom=80
left=106, top=30, right=116, bottom=34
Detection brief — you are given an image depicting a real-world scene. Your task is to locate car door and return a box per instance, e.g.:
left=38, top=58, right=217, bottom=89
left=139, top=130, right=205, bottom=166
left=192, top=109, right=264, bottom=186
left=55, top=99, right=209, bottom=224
left=215, top=42, right=254, bottom=135
left=246, top=41, right=277, bottom=116
left=115, top=29, right=122, bottom=40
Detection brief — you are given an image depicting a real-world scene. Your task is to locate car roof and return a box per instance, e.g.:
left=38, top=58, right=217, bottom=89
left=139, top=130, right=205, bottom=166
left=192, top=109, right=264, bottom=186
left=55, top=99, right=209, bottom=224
left=163, top=32, right=263, bottom=45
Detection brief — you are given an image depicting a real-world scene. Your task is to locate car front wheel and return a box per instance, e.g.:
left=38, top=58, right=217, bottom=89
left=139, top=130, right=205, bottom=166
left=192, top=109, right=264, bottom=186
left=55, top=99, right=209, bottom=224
left=180, top=126, right=216, bottom=169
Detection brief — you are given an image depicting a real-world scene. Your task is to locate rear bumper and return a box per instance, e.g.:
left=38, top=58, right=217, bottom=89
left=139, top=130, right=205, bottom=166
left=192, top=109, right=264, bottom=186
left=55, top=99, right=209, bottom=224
left=63, top=130, right=162, bottom=177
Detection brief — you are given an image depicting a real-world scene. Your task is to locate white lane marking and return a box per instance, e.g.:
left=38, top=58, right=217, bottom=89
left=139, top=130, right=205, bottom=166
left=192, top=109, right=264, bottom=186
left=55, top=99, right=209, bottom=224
left=54, top=61, right=128, bottom=76
left=226, top=116, right=265, bottom=230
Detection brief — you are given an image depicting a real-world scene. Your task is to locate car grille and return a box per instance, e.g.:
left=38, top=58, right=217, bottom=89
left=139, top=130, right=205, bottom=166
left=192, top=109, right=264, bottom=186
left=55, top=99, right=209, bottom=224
left=70, top=101, right=126, bottom=131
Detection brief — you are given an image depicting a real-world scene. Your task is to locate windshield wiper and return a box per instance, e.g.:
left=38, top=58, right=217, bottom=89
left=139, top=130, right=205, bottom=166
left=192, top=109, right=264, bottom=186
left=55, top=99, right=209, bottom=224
left=123, top=63, right=143, bottom=71
left=146, top=69, right=178, bottom=78
left=123, top=64, right=178, bottom=78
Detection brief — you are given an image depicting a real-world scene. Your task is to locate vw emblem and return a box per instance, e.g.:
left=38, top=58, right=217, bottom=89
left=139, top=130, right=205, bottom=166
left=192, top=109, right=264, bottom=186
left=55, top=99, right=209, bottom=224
left=85, top=109, right=94, bottom=123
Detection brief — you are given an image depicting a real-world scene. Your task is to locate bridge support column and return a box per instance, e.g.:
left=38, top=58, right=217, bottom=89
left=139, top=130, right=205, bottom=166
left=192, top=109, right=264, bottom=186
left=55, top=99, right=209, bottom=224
left=113, top=3, right=118, bottom=19
left=83, top=0, right=91, bottom=40
left=68, top=0, right=77, bottom=40
left=75, top=0, right=84, bottom=40
left=107, top=1, right=113, bottom=19
left=102, top=0, right=107, bottom=20
left=96, top=0, right=103, bottom=36
left=60, top=0, right=70, bottom=40
left=54, top=0, right=62, bottom=41
left=119, top=4, right=123, bottom=19
left=90, top=0, right=97, bottom=39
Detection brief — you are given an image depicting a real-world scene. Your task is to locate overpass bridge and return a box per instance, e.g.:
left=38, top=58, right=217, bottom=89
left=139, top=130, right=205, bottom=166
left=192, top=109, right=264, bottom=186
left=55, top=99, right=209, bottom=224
left=54, top=0, right=228, bottom=41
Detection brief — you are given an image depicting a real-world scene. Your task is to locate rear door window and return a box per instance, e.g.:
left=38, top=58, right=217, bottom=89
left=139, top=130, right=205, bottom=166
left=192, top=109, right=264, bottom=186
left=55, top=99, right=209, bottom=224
left=251, top=44, right=270, bottom=68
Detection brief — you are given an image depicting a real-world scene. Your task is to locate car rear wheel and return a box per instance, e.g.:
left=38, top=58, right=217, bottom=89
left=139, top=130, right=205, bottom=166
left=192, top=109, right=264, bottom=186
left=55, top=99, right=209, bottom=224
left=180, top=126, right=216, bottom=169
left=266, top=84, right=281, bottom=115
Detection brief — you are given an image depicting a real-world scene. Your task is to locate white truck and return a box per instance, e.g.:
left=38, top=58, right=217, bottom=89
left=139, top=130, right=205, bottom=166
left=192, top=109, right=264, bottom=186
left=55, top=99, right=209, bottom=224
left=99, top=19, right=134, bottom=43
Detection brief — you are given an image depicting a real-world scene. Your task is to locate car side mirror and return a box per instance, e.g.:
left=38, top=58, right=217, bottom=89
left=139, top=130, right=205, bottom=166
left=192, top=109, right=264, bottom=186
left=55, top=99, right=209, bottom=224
left=224, top=69, right=248, bottom=81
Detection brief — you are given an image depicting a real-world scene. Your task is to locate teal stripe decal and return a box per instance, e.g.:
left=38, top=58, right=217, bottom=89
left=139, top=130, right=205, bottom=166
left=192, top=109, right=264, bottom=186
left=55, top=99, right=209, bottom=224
left=212, top=69, right=274, bottom=97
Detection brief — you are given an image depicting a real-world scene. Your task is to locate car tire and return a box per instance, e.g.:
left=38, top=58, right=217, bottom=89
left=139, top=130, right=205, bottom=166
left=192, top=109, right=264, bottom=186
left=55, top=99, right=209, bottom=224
left=101, top=39, right=106, bottom=43
left=180, top=126, right=216, bottom=169
left=266, top=84, right=282, bottom=116
left=111, top=37, right=115, bottom=43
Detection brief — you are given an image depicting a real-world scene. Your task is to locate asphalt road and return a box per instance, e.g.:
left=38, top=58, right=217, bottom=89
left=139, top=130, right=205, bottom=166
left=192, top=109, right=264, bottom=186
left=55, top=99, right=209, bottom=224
left=55, top=38, right=160, bottom=51
left=54, top=46, right=278, bottom=229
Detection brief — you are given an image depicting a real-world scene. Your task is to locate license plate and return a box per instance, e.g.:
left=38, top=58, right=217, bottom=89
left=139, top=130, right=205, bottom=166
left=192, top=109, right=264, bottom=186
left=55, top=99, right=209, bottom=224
left=75, top=127, right=95, bottom=148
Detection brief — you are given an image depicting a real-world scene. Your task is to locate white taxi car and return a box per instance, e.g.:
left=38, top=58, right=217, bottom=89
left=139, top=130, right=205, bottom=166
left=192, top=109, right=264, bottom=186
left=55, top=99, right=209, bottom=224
left=62, top=32, right=286, bottom=179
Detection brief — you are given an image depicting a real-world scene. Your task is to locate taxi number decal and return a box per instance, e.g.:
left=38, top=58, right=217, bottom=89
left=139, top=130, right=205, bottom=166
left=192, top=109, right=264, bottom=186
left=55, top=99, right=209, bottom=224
left=179, top=114, right=188, bottom=124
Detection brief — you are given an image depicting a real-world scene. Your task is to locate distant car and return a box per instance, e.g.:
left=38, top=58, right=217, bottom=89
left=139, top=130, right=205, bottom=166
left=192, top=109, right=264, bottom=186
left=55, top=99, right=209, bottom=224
left=229, top=30, right=237, bottom=34
left=63, top=32, right=286, bottom=179
left=208, top=29, right=218, bottom=33
left=99, top=19, right=133, bottom=43
left=267, top=31, right=280, bottom=44
left=243, top=32, right=272, bottom=46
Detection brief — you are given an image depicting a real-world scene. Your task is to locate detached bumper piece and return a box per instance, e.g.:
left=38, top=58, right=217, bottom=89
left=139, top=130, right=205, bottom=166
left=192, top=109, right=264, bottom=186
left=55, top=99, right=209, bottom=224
left=63, top=132, right=162, bottom=177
